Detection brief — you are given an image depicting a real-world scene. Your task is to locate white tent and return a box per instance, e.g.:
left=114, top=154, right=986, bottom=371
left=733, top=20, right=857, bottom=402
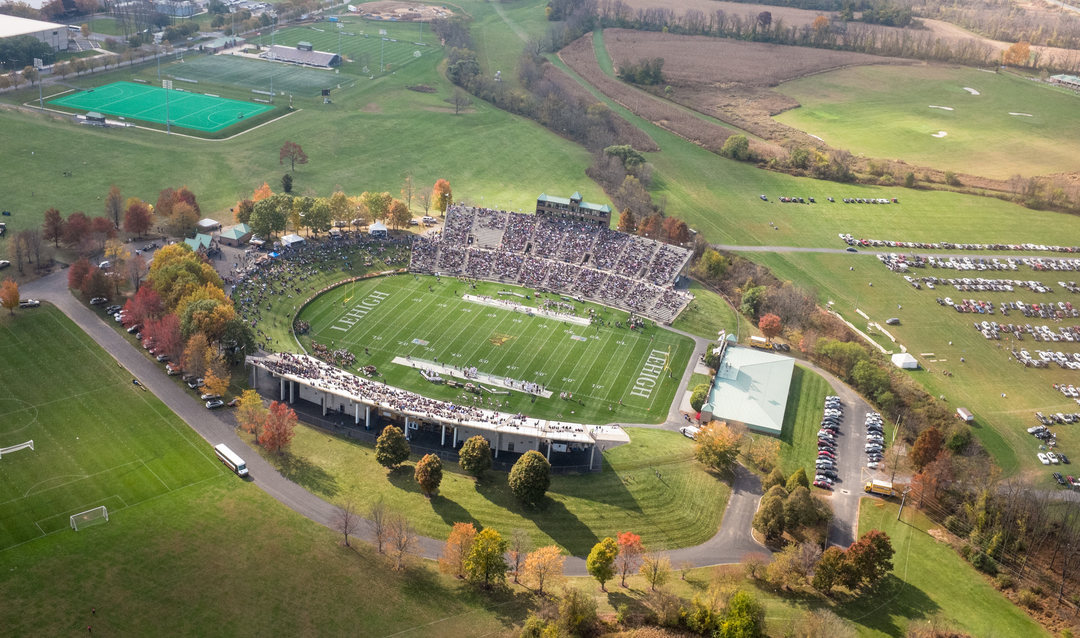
left=197, top=218, right=222, bottom=231
left=369, top=221, right=388, bottom=238
left=281, top=233, right=306, bottom=248
left=891, top=353, right=918, bottom=369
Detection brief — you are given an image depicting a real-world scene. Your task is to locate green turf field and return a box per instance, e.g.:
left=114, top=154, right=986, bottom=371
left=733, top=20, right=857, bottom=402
left=253, top=21, right=435, bottom=75
left=242, top=424, right=728, bottom=554
left=295, top=275, right=694, bottom=425
left=170, top=55, right=357, bottom=96
left=49, top=81, right=272, bottom=132
left=0, top=305, right=219, bottom=551
left=774, top=65, right=1080, bottom=180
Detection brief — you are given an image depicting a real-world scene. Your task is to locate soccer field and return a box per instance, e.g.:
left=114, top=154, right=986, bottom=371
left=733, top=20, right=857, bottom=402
left=49, top=81, right=273, bottom=132
left=252, top=22, right=436, bottom=75
left=0, top=306, right=220, bottom=551
left=297, top=276, right=694, bottom=425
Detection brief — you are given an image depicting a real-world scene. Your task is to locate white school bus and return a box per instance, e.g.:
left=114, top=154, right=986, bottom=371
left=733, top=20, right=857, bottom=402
left=214, top=444, right=249, bottom=477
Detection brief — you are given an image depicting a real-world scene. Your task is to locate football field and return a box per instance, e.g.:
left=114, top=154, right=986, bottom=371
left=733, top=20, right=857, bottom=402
left=49, top=81, right=273, bottom=132
left=297, top=276, right=694, bottom=424
left=0, top=306, right=220, bottom=551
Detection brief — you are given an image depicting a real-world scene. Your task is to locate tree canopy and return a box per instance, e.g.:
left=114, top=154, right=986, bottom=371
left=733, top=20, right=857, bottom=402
left=375, top=425, right=410, bottom=469
left=508, top=450, right=551, bottom=504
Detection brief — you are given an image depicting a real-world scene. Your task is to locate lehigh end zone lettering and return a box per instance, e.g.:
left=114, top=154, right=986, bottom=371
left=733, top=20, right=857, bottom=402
left=329, top=290, right=391, bottom=331
left=628, top=349, right=668, bottom=398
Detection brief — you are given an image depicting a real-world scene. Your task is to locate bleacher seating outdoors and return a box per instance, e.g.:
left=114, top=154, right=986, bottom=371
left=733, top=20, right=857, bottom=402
left=409, top=206, right=694, bottom=323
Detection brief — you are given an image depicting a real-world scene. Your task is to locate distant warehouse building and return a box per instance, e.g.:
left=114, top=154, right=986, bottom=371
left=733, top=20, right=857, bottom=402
left=260, top=42, right=341, bottom=68
left=0, top=14, right=68, bottom=52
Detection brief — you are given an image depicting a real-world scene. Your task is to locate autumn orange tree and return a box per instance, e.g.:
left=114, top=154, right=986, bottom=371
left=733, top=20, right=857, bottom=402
left=694, top=421, right=741, bottom=472
left=104, top=184, right=123, bottom=229
left=258, top=401, right=297, bottom=453
left=522, top=545, right=565, bottom=596
left=617, top=208, right=636, bottom=233
left=43, top=207, right=64, bottom=248
left=0, top=279, right=19, bottom=315
left=439, top=522, right=477, bottom=578
left=759, top=313, right=782, bottom=340
left=1003, top=41, right=1031, bottom=66
left=615, top=531, right=644, bottom=587
left=909, top=426, right=944, bottom=471
left=432, top=179, right=452, bottom=216
left=235, top=389, right=268, bottom=437
left=252, top=182, right=274, bottom=202
left=123, top=198, right=153, bottom=237
left=414, top=453, right=443, bottom=497
left=389, top=198, right=411, bottom=230
left=279, top=140, right=309, bottom=171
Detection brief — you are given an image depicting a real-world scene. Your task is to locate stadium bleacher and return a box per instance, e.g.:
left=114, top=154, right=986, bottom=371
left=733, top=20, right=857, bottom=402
left=409, top=206, right=694, bottom=323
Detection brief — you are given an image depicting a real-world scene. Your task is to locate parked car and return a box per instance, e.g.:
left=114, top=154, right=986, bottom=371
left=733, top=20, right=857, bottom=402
left=1054, top=472, right=1067, bottom=485
left=813, top=480, right=832, bottom=490
left=90, top=297, right=108, bottom=305
left=187, top=378, right=204, bottom=389
left=1061, top=453, right=1071, bottom=465
left=1038, top=452, right=1051, bottom=465
left=18, top=299, right=40, bottom=308
left=205, top=399, right=225, bottom=409
left=1049, top=452, right=1061, bottom=464
left=200, top=392, right=221, bottom=401
left=155, top=354, right=170, bottom=362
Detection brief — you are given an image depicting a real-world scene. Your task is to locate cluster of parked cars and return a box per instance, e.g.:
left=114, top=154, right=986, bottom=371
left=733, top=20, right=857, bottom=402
left=1010, top=347, right=1080, bottom=371
left=865, top=412, right=885, bottom=469
left=815, top=396, right=843, bottom=490
left=839, top=234, right=1080, bottom=253
left=1053, top=385, right=1080, bottom=400
left=842, top=198, right=896, bottom=204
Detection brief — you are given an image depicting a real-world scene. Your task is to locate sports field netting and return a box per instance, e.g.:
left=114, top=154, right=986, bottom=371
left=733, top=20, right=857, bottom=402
left=166, top=55, right=356, bottom=96
left=49, top=81, right=273, bottom=132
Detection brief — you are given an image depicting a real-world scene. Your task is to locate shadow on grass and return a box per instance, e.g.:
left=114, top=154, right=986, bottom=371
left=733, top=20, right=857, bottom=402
left=277, top=450, right=339, bottom=498
left=833, top=573, right=941, bottom=637
left=430, top=493, right=484, bottom=531
left=524, top=498, right=600, bottom=555
left=386, top=464, right=422, bottom=495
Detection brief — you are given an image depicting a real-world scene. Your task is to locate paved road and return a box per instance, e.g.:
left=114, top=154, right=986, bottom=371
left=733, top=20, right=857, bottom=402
left=21, top=270, right=772, bottom=574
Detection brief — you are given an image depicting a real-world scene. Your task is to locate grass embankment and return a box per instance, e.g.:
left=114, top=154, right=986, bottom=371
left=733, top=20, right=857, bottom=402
left=297, top=275, right=694, bottom=425
left=240, top=426, right=730, bottom=556
left=777, top=365, right=833, bottom=478
left=0, top=305, right=219, bottom=552
left=670, top=279, right=745, bottom=341
left=0, top=478, right=532, bottom=637
left=775, top=65, right=1080, bottom=180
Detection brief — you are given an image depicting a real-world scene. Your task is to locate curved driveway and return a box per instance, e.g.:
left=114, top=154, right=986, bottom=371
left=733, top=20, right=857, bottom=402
left=23, top=269, right=877, bottom=573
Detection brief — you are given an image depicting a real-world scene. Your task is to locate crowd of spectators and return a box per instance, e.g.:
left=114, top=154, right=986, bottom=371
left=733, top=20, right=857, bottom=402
left=647, top=245, right=690, bottom=285
left=502, top=213, right=536, bottom=253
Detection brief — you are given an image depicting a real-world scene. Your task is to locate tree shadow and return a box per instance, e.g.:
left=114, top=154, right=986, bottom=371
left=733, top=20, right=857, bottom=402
left=430, top=493, right=484, bottom=530
left=276, top=451, right=339, bottom=498
left=521, top=497, right=600, bottom=556
left=833, top=574, right=942, bottom=637
left=385, top=464, right=422, bottom=495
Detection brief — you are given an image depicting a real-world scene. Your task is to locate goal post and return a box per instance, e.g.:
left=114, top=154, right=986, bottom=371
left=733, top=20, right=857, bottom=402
left=70, top=506, right=108, bottom=531
left=0, top=440, right=33, bottom=460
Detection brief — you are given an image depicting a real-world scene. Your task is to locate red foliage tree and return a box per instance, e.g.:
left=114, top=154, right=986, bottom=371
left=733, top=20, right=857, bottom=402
left=67, top=256, right=91, bottom=290
left=841, top=529, right=895, bottom=590
left=156, top=187, right=177, bottom=219
left=909, top=426, right=944, bottom=471
left=279, top=141, right=309, bottom=171
left=662, top=217, right=690, bottom=244
left=615, top=531, right=644, bottom=588
left=637, top=214, right=662, bottom=239
left=123, top=285, right=164, bottom=326
left=63, top=212, right=91, bottom=250
left=43, top=207, right=64, bottom=247
left=259, top=400, right=297, bottom=453
left=90, top=216, right=116, bottom=251
left=79, top=266, right=110, bottom=301
left=175, top=186, right=201, bottom=216
left=759, top=313, right=782, bottom=340
left=146, top=314, right=183, bottom=359
left=123, top=199, right=153, bottom=237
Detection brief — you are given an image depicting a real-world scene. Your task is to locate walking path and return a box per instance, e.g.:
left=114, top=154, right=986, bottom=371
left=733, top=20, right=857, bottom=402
left=19, top=269, right=800, bottom=574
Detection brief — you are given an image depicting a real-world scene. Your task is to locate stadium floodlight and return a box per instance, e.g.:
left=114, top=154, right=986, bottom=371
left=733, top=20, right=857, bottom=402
left=70, top=506, right=108, bottom=531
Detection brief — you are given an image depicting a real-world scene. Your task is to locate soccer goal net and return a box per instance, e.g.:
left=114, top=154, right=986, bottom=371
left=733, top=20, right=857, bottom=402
left=70, top=506, right=108, bottom=531
left=0, top=440, right=33, bottom=460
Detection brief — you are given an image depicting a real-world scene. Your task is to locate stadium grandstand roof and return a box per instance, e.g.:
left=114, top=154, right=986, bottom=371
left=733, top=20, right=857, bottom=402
left=0, top=14, right=66, bottom=39
left=261, top=43, right=340, bottom=68
left=702, top=346, right=794, bottom=436
left=536, top=193, right=611, bottom=213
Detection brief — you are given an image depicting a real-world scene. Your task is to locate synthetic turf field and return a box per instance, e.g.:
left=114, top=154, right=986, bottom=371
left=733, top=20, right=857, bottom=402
left=253, top=22, right=435, bottom=75
left=0, top=306, right=219, bottom=551
left=296, top=275, right=694, bottom=424
left=49, top=81, right=273, bottom=132
left=169, top=55, right=357, bottom=96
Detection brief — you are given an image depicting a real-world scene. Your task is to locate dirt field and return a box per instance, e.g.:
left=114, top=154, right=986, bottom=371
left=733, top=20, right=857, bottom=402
left=611, top=0, right=832, bottom=27
left=559, top=34, right=783, bottom=159
left=354, top=1, right=454, bottom=21
left=603, top=29, right=913, bottom=87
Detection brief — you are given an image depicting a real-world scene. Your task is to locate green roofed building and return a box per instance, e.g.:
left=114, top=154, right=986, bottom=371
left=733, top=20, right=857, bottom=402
left=184, top=233, right=213, bottom=252
left=536, top=191, right=612, bottom=226
left=699, top=344, right=795, bottom=436
left=1051, top=74, right=1080, bottom=90
left=220, top=223, right=252, bottom=247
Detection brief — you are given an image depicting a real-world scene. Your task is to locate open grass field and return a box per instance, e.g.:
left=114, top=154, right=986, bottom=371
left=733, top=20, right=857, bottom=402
left=777, top=365, right=833, bottom=478
left=0, top=305, right=219, bottom=552
left=754, top=250, right=1080, bottom=479
left=258, top=22, right=433, bottom=76
left=670, top=279, right=746, bottom=340
left=296, top=275, right=694, bottom=425
left=49, top=81, right=273, bottom=132
left=0, top=477, right=533, bottom=637
left=241, top=425, right=729, bottom=555
left=774, top=65, right=1080, bottom=179
left=168, top=55, right=360, bottom=96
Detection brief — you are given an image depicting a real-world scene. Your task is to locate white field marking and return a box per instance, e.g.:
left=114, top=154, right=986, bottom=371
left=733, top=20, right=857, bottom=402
left=1009, top=112, right=1034, bottom=117
left=928, top=105, right=954, bottom=110
left=963, top=87, right=980, bottom=95
left=809, top=134, right=823, bottom=141
left=932, top=131, right=948, bottom=138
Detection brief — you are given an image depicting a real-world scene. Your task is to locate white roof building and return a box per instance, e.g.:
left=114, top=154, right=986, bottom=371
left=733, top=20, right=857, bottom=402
left=891, top=353, right=918, bottom=369
left=0, top=14, right=68, bottom=51
left=281, top=233, right=306, bottom=248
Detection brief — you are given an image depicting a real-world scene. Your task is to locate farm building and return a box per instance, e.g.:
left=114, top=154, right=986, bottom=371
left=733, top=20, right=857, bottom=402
left=220, top=223, right=252, bottom=247
left=0, top=14, right=67, bottom=51
left=891, top=353, right=918, bottom=369
left=536, top=191, right=612, bottom=226
left=699, top=344, right=795, bottom=436
left=1051, top=74, right=1080, bottom=90
left=260, top=43, right=341, bottom=68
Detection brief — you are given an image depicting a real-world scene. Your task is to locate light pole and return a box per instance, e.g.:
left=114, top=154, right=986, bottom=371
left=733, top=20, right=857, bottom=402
left=162, top=79, right=172, bottom=134
left=33, top=58, right=42, bottom=109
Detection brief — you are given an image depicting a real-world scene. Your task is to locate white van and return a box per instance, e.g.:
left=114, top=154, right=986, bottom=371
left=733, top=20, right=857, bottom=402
left=679, top=425, right=700, bottom=440
left=422, top=216, right=436, bottom=225
left=214, top=444, right=249, bottom=477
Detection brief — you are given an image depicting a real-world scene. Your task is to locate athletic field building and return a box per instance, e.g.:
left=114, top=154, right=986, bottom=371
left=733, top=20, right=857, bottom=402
left=536, top=191, right=612, bottom=226
left=184, top=233, right=213, bottom=253
left=260, top=42, right=341, bottom=68
left=0, top=14, right=68, bottom=52
left=203, top=35, right=245, bottom=53
left=219, top=223, right=252, bottom=247
left=247, top=353, right=629, bottom=470
left=699, top=344, right=795, bottom=436
left=1051, top=74, right=1080, bottom=90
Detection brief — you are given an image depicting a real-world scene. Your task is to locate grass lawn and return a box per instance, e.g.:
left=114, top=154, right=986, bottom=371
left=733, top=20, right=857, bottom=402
left=670, top=279, right=744, bottom=341
left=0, top=305, right=219, bottom=552
left=753, top=250, right=1080, bottom=480
left=0, top=477, right=533, bottom=637
left=775, top=65, right=1080, bottom=179
left=240, top=425, right=729, bottom=555
left=777, top=365, right=833, bottom=478
left=295, top=275, right=695, bottom=425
